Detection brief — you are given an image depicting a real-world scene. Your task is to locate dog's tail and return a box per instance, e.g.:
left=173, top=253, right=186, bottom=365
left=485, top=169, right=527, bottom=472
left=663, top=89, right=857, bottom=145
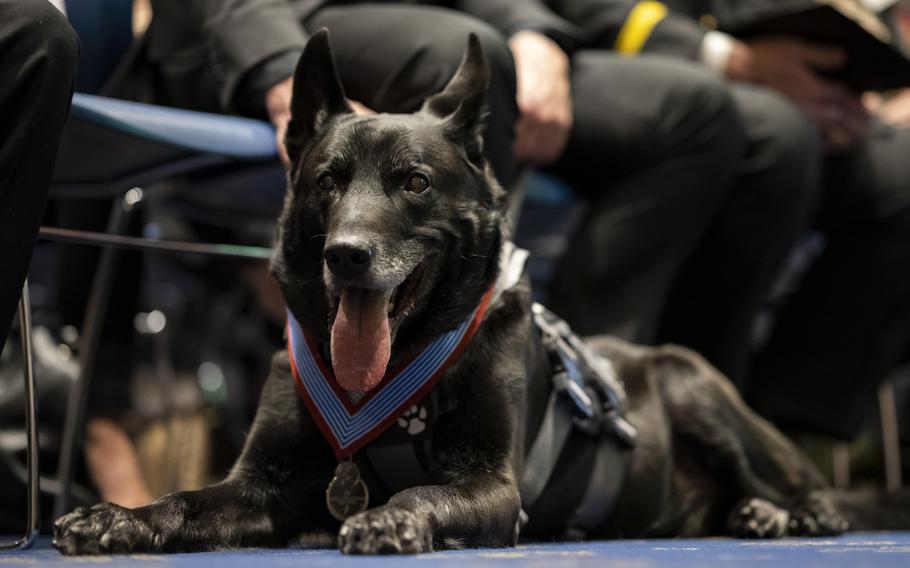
left=825, top=488, right=910, bottom=530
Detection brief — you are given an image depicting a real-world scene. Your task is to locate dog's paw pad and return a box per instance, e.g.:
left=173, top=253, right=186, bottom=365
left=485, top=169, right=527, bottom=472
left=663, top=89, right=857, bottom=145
left=788, top=493, right=849, bottom=536
left=52, top=503, right=159, bottom=555
left=339, top=507, right=432, bottom=554
left=397, top=405, right=427, bottom=436
left=727, top=498, right=789, bottom=538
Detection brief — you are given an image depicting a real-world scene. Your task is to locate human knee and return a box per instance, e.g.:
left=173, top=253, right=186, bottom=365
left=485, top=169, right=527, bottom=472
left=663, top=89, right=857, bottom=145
left=641, top=59, right=744, bottom=171
left=9, top=0, right=78, bottom=73
left=662, top=61, right=742, bottom=141
left=650, top=60, right=745, bottom=205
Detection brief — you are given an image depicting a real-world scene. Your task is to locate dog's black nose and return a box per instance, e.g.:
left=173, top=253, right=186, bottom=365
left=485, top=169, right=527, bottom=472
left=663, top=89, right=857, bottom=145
left=324, top=239, right=373, bottom=280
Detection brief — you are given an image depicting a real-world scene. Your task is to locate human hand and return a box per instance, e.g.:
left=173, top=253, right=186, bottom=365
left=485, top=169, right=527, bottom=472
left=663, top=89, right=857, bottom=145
left=865, top=89, right=910, bottom=128
left=815, top=89, right=869, bottom=153
left=265, top=77, right=374, bottom=167
left=508, top=30, right=573, bottom=166
left=726, top=38, right=869, bottom=152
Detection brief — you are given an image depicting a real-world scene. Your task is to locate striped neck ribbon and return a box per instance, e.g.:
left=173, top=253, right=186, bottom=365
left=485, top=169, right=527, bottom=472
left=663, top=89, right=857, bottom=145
left=286, top=286, right=494, bottom=459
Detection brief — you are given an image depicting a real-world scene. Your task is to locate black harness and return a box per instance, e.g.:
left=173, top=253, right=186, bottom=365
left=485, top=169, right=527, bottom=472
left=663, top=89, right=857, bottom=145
left=521, top=303, right=637, bottom=537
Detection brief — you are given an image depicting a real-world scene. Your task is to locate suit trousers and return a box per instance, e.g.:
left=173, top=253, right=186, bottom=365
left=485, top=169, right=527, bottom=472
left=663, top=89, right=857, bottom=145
left=656, top=84, right=821, bottom=383
left=0, top=0, right=77, bottom=348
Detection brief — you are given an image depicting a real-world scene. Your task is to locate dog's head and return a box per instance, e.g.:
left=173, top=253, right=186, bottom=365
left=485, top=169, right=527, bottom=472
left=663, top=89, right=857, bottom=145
left=271, top=30, right=505, bottom=393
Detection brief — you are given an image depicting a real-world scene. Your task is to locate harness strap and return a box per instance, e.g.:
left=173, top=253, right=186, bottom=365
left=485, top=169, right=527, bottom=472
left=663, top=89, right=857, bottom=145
left=519, top=388, right=574, bottom=507
left=568, top=433, right=628, bottom=535
left=521, top=303, right=637, bottom=535
left=363, top=441, right=434, bottom=495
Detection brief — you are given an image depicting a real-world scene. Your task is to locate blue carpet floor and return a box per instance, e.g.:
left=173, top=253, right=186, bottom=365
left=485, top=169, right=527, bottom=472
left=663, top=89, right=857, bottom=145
left=3, top=534, right=910, bottom=567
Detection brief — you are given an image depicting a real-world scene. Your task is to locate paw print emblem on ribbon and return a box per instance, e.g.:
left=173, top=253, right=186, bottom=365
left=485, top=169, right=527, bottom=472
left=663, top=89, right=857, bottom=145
left=397, top=405, right=427, bottom=436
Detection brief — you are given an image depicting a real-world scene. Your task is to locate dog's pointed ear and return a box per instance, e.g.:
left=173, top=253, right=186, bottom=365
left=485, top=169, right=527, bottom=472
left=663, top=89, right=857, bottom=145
left=286, top=29, right=352, bottom=162
left=421, top=34, right=489, bottom=163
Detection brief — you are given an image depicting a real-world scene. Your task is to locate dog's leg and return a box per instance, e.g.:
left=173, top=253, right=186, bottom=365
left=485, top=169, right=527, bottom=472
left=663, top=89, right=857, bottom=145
left=54, top=354, right=338, bottom=554
left=338, top=364, right=522, bottom=555
left=338, top=473, right=520, bottom=554
left=644, top=344, right=848, bottom=537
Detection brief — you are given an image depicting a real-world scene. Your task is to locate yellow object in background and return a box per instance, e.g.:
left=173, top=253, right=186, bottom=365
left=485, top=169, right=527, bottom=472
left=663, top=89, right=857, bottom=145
left=616, top=1, right=669, bottom=55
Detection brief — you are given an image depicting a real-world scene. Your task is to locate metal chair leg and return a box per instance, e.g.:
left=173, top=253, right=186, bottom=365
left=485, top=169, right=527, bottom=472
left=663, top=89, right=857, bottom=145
left=54, top=189, right=140, bottom=519
left=879, top=381, right=903, bottom=491
left=0, top=281, right=40, bottom=550
left=831, top=442, right=851, bottom=489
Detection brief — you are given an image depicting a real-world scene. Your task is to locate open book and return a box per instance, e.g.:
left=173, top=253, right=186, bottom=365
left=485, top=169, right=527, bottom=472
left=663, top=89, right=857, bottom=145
left=721, top=0, right=910, bottom=91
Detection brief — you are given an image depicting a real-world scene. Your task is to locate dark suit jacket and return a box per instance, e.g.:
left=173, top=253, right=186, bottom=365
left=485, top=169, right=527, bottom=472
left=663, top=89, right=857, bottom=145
left=547, top=0, right=708, bottom=58
left=106, top=0, right=581, bottom=116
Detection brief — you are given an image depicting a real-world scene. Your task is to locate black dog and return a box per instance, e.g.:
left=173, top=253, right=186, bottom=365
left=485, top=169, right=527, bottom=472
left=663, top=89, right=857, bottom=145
left=53, top=31, right=906, bottom=556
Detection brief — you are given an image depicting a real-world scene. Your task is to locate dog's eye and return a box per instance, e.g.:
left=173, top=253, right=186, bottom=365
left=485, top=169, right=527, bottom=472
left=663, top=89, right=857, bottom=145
left=406, top=173, right=430, bottom=193
left=317, top=174, right=336, bottom=191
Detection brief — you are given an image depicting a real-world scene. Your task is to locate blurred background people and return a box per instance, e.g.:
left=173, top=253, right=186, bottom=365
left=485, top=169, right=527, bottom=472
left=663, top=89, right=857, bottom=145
left=463, top=0, right=819, bottom=399
left=550, top=0, right=910, bottom=445
left=486, top=0, right=820, bottom=398
left=106, top=0, right=524, bottom=188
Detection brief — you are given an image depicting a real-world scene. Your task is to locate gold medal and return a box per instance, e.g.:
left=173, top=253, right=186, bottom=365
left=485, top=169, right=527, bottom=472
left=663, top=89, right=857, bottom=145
left=326, top=459, right=369, bottom=521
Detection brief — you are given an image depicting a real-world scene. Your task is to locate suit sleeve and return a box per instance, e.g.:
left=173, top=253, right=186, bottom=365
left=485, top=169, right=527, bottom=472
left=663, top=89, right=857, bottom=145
left=455, top=0, right=585, bottom=53
left=557, top=0, right=708, bottom=59
left=152, top=0, right=308, bottom=112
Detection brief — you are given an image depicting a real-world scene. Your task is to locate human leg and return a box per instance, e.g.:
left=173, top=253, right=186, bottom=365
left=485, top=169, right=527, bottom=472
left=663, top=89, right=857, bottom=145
left=747, top=124, right=910, bottom=438
left=0, top=0, right=77, bottom=346
left=657, top=84, right=822, bottom=384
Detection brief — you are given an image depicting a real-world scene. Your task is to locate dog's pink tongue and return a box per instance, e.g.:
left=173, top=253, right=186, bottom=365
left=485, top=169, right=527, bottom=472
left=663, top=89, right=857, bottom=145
left=330, top=288, right=392, bottom=392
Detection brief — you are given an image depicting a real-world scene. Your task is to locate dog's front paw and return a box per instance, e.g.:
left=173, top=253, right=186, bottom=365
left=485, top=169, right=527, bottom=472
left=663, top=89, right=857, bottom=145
left=338, top=506, right=432, bottom=554
left=727, top=497, right=789, bottom=538
left=53, top=503, right=161, bottom=555
left=788, top=493, right=849, bottom=536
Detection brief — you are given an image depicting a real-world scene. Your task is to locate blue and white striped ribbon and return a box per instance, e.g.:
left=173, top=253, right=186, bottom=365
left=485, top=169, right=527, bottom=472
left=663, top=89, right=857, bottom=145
left=287, top=310, right=473, bottom=452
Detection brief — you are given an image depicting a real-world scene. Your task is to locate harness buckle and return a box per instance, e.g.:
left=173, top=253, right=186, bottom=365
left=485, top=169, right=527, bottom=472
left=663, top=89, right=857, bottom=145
left=557, top=352, right=637, bottom=446
left=535, top=302, right=637, bottom=446
left=541, top=328, right=599, bottom=429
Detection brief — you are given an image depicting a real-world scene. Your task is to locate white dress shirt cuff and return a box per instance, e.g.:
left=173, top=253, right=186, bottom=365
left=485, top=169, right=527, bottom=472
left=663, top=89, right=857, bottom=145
left=699, top=30, right=736, bottom=74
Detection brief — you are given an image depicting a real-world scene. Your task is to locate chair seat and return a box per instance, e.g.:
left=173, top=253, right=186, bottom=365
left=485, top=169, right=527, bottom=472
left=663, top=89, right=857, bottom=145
left=69, top=94, right=278, bottom=159
left=52, top=94, right=279, bottom=195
